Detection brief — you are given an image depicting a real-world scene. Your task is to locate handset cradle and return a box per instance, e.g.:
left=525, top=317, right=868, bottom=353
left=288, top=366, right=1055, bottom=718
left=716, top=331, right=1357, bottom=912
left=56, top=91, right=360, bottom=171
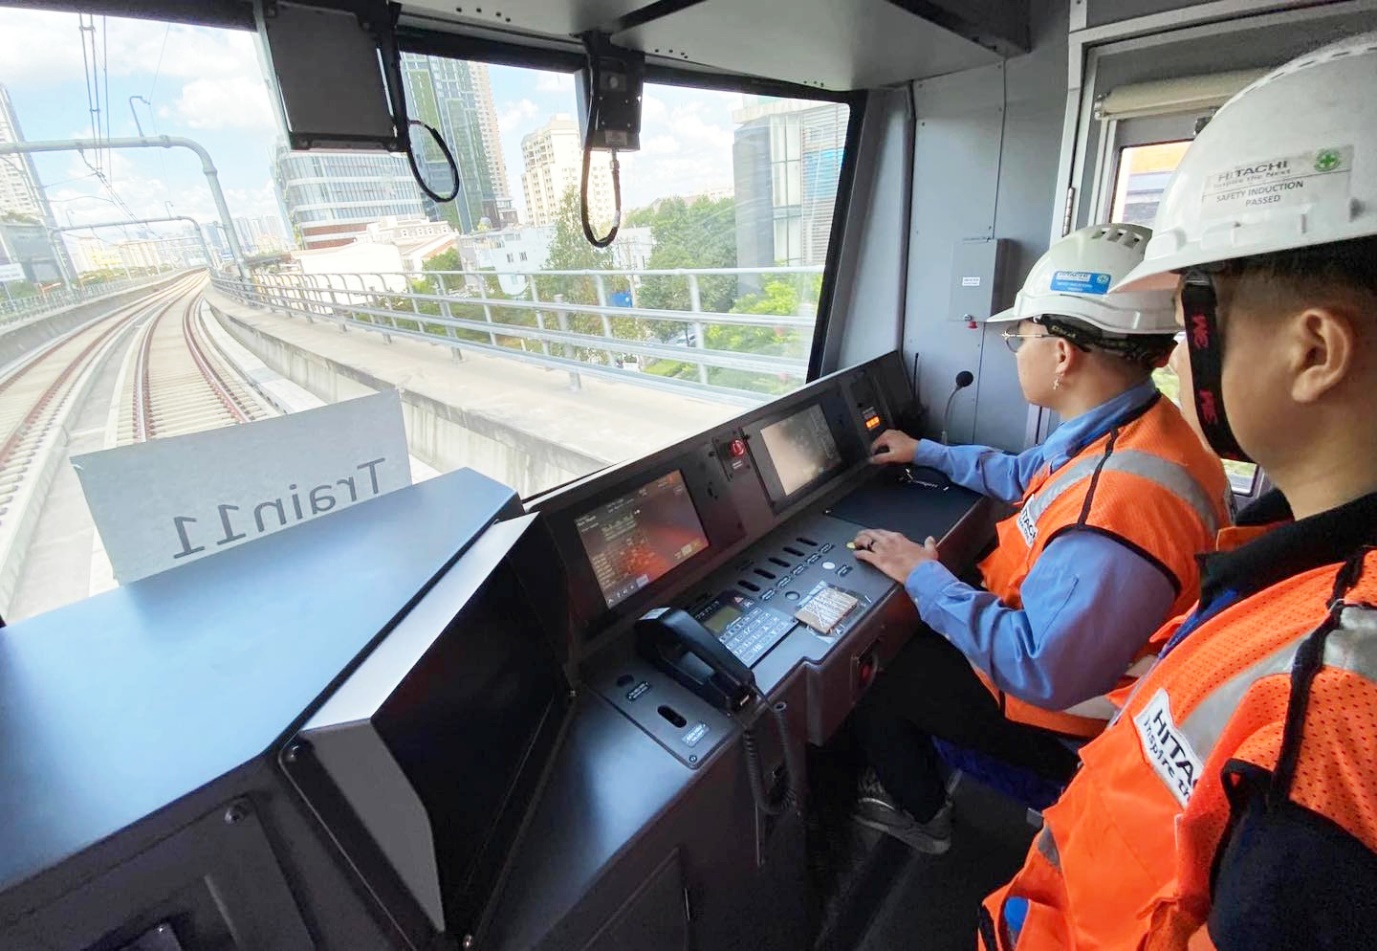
left=635, top=607, right=755, bottom=713
left=635, top=607, right=800, bottom=816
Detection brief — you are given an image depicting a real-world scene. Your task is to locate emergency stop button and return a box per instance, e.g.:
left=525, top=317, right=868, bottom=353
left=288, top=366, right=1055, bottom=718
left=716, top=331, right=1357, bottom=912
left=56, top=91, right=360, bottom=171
left=730, top=438, right=746, bottom=457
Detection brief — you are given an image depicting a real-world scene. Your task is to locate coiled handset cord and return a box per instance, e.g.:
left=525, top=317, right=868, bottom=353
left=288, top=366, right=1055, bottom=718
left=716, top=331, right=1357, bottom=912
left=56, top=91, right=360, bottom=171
left=740, top=694, right=802, bottom=817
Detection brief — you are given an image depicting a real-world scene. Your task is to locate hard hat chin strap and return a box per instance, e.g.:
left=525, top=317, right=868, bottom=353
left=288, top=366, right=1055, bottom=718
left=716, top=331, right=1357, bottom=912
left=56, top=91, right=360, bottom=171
left=1181, top=276, right=1254, bottom=464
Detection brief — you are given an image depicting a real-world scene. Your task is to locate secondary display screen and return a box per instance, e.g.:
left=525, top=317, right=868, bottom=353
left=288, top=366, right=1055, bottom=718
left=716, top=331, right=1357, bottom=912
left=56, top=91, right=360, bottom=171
left=759, top=404, right=844, bottom=498
left=575, top=471, right=710, bottom=609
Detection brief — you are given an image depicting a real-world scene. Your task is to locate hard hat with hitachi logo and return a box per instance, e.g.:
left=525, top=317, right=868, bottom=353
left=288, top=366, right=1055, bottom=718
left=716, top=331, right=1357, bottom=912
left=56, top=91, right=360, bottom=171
left=988, top=223, right=1176, bottom=334
left=1115, top=31, right=1377, bottom=291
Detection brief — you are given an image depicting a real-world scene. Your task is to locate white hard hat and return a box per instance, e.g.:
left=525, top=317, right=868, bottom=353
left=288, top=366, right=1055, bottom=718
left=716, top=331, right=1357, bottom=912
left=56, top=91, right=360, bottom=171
left=988, top=223, right=1176, bottom=334
left=1117, top=31, right=1377, bottom=291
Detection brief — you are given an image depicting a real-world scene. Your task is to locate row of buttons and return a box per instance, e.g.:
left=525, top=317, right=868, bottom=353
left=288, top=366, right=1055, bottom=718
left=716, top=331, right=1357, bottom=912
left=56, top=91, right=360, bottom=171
left=741, top=540, right=841, bottom=602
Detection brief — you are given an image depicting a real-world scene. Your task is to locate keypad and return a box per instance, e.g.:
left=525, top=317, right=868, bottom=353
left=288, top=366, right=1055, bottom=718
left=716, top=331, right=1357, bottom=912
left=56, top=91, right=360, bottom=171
left=720, top=609, right=797, bottom=667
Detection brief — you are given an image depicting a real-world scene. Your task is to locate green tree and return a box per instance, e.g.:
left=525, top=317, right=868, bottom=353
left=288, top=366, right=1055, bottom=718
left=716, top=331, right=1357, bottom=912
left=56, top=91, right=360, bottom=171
left=539, top=187, right=647, bottom=363
left=544, top=187, right=615, bottom=305
left=634, top=196, right=737, bottom=332
left=423, top=248, right=461, bottom=273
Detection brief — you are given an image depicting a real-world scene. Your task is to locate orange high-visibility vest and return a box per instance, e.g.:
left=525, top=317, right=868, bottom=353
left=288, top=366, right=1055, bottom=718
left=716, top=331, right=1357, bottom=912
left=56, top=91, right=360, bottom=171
left=980, top=548, right=1377, bottom=950
left=976, top=396, right=1231, bottom=738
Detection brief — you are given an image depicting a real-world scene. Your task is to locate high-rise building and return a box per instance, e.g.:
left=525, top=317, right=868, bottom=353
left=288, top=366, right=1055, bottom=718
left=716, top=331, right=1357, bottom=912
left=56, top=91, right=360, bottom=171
left=471, top=64, right=510, bottom=206
left=400, top=55, right=512, bottom=233
left=274, top=146, right=429, bottom=250
left=0, top=85, right=46, bottom=221
left=520, top=115, right=614, bottom=228
left=732, top=99, right=848, bottom=271
left=0, top=83, right=73, bottom=282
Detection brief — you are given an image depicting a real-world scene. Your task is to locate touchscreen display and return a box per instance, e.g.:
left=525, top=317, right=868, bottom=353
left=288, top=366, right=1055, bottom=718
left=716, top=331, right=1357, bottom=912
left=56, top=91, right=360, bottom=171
left=759, top=404, right=843, bottom=498
left=575, top=471, right=710, bottom=609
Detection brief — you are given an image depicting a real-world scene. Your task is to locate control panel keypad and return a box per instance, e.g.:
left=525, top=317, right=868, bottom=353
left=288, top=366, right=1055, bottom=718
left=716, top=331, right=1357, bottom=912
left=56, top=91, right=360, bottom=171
left=693, top=591, right=798, bottom=667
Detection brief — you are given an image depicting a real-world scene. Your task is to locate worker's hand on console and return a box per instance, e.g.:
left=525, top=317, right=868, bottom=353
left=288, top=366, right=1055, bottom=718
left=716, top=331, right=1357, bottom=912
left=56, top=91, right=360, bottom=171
left=869, top=429, right=918, bottom=465
left=850, top=529, right=939, bottom=582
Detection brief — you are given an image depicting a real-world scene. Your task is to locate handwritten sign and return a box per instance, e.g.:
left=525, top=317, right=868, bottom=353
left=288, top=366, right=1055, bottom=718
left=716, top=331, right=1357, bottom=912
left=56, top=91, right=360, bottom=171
left=73, top=390, right=412, bottom=583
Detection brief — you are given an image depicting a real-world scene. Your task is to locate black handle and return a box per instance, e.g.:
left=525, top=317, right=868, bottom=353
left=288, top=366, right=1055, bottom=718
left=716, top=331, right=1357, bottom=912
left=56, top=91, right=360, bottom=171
left=636, top=608, right=756, bottom=713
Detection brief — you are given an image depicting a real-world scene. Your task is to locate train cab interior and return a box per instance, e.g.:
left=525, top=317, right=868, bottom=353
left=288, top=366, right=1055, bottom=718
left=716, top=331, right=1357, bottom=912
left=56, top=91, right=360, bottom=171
left=2, top=0, right=1375, bottom=949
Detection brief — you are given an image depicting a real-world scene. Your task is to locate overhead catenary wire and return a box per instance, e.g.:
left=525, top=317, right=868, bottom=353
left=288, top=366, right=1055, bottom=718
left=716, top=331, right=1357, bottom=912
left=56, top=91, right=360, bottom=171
left=102, top=16, right=111, bottom=184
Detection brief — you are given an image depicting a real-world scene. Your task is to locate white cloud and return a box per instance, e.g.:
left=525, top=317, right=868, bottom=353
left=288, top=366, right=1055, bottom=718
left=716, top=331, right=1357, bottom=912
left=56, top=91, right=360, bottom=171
left=497, top=98, right=539, bottom=134
left=534, top=71, right=575, bottom=93
left=0, top=11, right=260, bottom=87
left=615, top=99, right=736, bottom=207
left=165, top=76, right=276, bottom=131
left=644, top=135, right=680, bottom=155
left=642, top=95, right=669, bottom=122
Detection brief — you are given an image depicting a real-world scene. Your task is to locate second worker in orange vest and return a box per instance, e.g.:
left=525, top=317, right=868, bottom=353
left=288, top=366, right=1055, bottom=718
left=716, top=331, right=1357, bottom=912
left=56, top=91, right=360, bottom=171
left=983, top=33, right=1377, bottom=950
left=847, top=224, right=1230, bottom=854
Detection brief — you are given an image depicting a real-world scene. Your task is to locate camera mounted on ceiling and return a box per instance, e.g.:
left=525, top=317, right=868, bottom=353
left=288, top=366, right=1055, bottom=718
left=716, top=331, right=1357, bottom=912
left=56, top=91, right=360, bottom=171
left=575, top=32, right=645, bottom=248
left=254, top=0, right=459, bottom=201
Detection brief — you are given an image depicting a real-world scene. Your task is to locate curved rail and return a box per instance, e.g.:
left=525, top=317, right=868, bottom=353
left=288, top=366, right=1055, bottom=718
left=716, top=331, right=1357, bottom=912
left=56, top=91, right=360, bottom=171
left=130, top=286, right=267, bottom=443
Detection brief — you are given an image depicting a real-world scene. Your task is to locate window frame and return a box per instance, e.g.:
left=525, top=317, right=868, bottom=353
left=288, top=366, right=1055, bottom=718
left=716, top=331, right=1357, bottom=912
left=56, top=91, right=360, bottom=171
left=394, top=27, right=868, bottom=386
left=1093, top=112, right=1262, bottom=500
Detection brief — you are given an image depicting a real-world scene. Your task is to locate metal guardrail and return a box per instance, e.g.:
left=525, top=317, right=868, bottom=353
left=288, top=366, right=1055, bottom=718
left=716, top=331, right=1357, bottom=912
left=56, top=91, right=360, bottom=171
left=0, top=271, right=187, bottom=326
left=210, top=265, right=822, bottom=403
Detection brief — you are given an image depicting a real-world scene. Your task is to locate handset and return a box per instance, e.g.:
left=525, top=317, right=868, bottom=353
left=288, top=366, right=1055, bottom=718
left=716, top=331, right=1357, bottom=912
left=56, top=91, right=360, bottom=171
left=635, top=607, right=756, bottom=713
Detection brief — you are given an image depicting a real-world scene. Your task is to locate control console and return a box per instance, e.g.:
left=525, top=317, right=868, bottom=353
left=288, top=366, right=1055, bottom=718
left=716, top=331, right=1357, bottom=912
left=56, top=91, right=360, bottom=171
left=532, top=352, right=993, bottom=759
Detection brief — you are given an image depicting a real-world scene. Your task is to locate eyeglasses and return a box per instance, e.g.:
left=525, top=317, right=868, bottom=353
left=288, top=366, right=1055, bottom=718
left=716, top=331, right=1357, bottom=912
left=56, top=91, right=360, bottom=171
left=1001, top=329, right=1055, bottom=353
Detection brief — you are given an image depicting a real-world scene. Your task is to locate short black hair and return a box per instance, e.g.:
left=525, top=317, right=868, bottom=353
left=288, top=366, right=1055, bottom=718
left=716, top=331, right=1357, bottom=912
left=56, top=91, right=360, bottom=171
left=1216, top=234, right=1377, bottom=313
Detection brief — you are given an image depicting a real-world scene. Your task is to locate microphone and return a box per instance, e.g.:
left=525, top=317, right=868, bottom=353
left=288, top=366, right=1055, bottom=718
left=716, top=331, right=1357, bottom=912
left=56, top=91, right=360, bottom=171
left=941, top=370, right=975, bottom=445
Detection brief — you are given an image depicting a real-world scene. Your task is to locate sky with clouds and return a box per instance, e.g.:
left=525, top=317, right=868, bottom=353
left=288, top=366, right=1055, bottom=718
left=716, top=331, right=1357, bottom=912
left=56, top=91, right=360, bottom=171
left=0, top=8, right=759, bottom=244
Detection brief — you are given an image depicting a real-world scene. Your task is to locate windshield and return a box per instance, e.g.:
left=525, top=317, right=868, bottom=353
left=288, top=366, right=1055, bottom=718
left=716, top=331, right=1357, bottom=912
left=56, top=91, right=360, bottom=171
left=0, top=9, right=851, bottom=622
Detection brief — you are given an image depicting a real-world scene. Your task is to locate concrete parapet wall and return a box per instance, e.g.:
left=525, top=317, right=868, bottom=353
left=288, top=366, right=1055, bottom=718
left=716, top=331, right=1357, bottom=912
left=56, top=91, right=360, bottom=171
left=205, top=293, right=607, bottom=497
left=0, top=276, right=186, bottom=372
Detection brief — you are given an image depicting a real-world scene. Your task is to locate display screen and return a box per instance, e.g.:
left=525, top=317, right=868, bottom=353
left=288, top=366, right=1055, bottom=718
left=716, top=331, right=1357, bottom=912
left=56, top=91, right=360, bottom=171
left=702, top=603, right=744, bottom=636
left=759, top=404, right=844, bottom=498
left=575, top=471, right=710, bottom=609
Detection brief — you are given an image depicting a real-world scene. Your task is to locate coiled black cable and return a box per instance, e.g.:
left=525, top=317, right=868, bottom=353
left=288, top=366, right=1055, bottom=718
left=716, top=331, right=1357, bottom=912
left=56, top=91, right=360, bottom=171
left=405, top=118, right=460, bottom=204
left=742, top=698, right=802, bottom=817
left=579, top=50, right=621, bottom=249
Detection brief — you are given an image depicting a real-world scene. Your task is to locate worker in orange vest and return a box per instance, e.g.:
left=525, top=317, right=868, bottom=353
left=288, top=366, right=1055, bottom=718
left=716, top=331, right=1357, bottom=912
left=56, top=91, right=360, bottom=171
left=848, top=225, right=1229, bottom=853
left=982, top=33, right=1377, bottom=950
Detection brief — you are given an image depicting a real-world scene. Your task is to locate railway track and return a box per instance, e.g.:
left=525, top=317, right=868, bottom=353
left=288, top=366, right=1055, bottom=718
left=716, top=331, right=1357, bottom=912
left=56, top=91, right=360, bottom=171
left=0, top=276, right=197, bottom=527
left=0, top=274, right=275, bottom=621
left=119, top=280, right=271, bottom=444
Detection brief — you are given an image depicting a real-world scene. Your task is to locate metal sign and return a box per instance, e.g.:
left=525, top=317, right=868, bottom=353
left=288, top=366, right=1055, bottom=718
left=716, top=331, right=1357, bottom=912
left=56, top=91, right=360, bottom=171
left=73, top=390, right=413, bottom=584
left=0, top=262, right=25, bottom=283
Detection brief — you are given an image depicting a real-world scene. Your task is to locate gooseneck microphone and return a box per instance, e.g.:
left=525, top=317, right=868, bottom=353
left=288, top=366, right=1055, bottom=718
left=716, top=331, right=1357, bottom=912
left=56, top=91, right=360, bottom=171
left=941, top=370, right=975, bottom=445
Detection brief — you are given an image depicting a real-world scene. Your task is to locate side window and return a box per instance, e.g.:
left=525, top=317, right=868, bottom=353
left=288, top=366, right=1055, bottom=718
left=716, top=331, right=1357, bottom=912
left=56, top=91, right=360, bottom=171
left=1109, top=141, right=1259, bottom=497
left=1110, top=142, right=1191, bottom=225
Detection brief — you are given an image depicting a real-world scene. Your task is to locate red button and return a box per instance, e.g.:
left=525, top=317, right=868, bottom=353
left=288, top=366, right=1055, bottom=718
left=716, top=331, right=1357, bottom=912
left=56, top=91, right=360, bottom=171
left=730, top=439, right=746, bottom=457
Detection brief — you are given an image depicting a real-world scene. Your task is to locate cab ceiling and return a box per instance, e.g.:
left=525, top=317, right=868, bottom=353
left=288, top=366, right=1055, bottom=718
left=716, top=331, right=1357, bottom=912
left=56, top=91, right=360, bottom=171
left=394, top=0, right=1023, bottom=89
left=18, top=0, right=1025, bottom=90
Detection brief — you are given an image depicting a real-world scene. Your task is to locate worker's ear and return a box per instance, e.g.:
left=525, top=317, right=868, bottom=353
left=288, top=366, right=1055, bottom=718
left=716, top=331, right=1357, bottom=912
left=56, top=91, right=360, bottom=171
left=1054, top=337, right=1081, bottom=374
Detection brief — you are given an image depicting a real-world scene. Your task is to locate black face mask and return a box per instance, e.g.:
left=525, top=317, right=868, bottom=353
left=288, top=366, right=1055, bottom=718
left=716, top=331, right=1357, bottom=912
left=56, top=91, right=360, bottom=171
left=1180, top=273, right=1254, bottom=464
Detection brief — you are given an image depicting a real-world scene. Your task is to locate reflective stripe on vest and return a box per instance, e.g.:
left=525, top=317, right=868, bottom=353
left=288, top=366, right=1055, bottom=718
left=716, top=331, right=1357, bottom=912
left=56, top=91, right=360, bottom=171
left=984, top=555, right=1377, bottom=951
left=1035, top=826, right=1061, bottom=871
left=1060, top=656, right=1159, bottom=721
left=1174, top=604, right=1377, bottom=777
left=1017, top=449, right=1223, bottom=546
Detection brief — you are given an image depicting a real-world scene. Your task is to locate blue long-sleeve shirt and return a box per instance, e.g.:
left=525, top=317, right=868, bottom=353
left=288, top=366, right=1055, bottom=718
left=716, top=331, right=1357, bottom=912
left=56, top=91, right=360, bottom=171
left=905, top=381, right=1179, bottom=710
